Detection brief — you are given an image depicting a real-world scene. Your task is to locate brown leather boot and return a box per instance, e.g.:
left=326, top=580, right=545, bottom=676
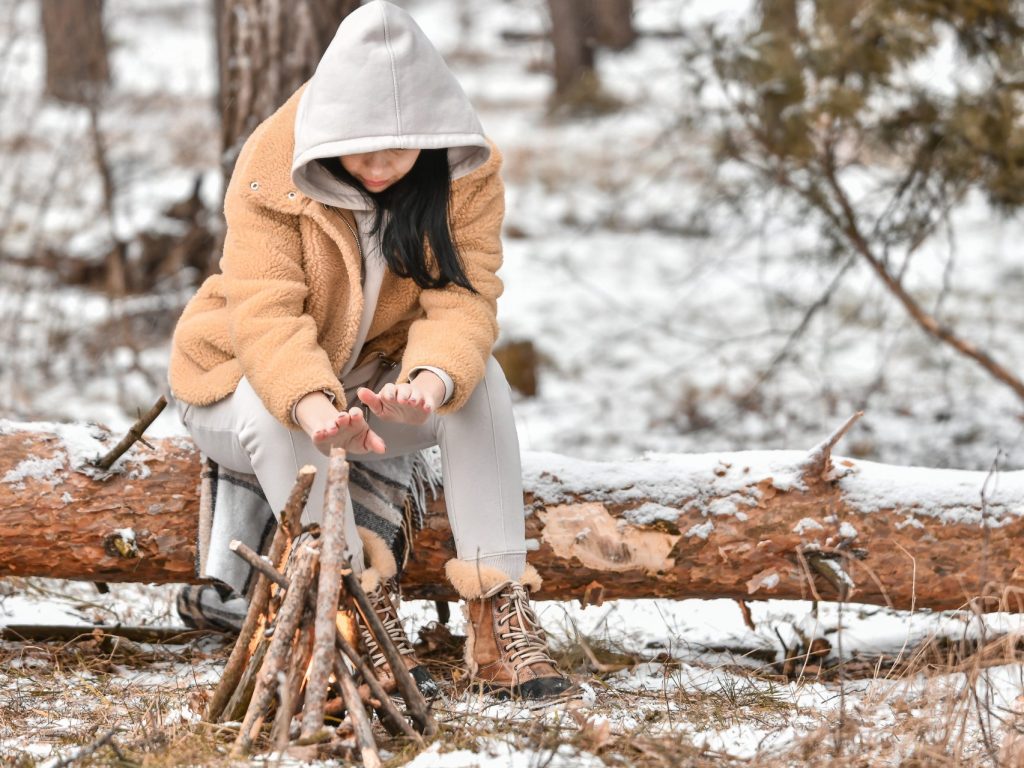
left=354, top=528, right=439, bottom=698
left=446, top=559, right=571, bottom=699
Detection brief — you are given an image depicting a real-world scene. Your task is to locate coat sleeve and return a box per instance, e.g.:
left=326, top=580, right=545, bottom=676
left=220, top=189, right=346, bottom=427
left=397, top=152, right=505, bottom=414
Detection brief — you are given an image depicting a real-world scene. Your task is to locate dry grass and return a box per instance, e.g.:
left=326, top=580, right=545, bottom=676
left=2, top=599, right=1023, bottom=767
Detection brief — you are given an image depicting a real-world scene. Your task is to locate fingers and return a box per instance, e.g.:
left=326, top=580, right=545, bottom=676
left=363, top=428, right=386, bottom=454
left=356, top=387, right=384, bottom=416
left=310, top=405, right=386, bottom=455
left=356, top=382, right=432, bottom=425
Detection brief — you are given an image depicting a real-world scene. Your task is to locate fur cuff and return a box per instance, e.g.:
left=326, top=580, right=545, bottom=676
left=357, top=527, right=397, bottom=593
left=444, top=559, right=542, bottom=600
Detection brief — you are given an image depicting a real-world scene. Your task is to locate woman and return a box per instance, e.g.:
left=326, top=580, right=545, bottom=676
left=167, top=1, right=569, bottom=700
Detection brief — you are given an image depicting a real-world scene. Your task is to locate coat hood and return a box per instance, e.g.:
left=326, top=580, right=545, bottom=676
left=291, top=0, right=490, bottom=210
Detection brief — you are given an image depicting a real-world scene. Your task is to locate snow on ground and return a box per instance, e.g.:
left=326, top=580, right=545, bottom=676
left=2, top=0, right=1024, bottom=765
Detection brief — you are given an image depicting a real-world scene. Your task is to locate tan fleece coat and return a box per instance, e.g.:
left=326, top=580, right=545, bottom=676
left=167, top=84, right=504, bottom=426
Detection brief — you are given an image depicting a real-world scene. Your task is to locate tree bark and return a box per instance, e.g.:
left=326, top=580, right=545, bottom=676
left=40, top=0, right=110, bottom=105
left=548, top=0, right=597, bottom=100
left=593, top=0, right=635, bottom=51
left=2, top=419, right=1023, bottom=612
left=216, top=0, right=361, bottom=181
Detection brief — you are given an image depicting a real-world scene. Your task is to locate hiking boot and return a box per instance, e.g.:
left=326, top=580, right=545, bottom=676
left=446, top=559, right=571, bottom=699
left=354, top=527, right=439, bottom=698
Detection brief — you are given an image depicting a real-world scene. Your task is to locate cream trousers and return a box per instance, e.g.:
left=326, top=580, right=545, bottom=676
left=173, top=356, right=526, bottom=579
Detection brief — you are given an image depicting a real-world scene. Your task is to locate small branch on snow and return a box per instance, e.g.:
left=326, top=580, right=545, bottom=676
left=92, top=395, right=166, bottom=471
left=801, top=411, right=863, bottom=484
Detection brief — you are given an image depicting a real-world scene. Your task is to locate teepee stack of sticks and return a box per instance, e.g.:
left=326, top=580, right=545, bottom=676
left=202, top=449, right=437, bottom=763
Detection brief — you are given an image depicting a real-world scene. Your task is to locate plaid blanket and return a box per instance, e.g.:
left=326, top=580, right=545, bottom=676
left=177, top=450, right=439, bottom=632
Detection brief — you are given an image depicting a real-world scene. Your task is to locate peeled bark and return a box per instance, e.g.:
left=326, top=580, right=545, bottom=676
left=1, top=417, right=1023, bottom=612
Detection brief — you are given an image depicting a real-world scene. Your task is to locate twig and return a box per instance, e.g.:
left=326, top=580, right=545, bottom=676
left=342, top=570, right=437, bottom=736
left=820, top=155, right=1024, bottom=405
left=332, top=653, right=383, bottom=768
left=280, top=465, right=317, bottom=540
left=206, top=465, right=316, bottom=723
left=801, top=411, right=863, bottom=484
left=0, top=624, right=214, bottom=644
left=302, top=449, right=349, bottom=740
left=232, top=542, right=320, bottom=757
left=333, top=625, right=422, bottom=742
left=735, top=599, right=756, bottom=631
left=271, top=622, right=314, bottom=750
left=229, top=539, right=420, bottom=742
left=92, top=395, right=166, bottom=470
left=230, top=540, right=287, bottom=589
left=51, top=728, right=120, bottom=767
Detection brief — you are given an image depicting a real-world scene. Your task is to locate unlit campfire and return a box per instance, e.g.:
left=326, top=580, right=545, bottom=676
left=202, top=450, right=436, bottom=763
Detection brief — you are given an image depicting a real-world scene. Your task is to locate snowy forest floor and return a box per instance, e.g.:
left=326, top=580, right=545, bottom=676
left=2, top=0, right=1024, bottom=765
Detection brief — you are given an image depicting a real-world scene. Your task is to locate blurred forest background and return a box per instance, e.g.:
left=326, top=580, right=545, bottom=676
left=1, top=0, right=1023, bottom=472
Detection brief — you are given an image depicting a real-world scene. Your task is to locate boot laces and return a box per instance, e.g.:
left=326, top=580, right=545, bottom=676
left=492, top=583, right=557, bottom=675
left=360, top=583, right=415, bottom=670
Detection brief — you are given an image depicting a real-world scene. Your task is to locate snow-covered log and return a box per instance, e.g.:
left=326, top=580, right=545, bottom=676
left=1, top=416, right=1022, bottom=612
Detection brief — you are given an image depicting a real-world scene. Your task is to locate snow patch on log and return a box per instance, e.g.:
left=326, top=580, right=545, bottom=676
left=747, top=569, right=780, bottom=594
left=3, top=456, right=64, bottom=486
left=523, top=450, right=808, bottom=516
left=838, top=459, right=1024, bottom=527
left=793, top=517, right=824, bottom=534
left=0, top=419, right=154, bottom=481
left=685, top=521, right=714, bottom=540
left=624, top=502, right=679, bottom=526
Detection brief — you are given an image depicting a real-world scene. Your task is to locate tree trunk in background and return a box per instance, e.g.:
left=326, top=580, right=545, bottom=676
left=593, top=0, right=635, bottom=51
left=215, top=0, right=361, bottom=181
left=3, top=420, right=1024, bottom=613
left=40, top=0, right=110, bottom=105
left=548, top=0, right=597, bottom=101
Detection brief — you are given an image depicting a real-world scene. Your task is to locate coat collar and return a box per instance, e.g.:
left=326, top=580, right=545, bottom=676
left=234, top=82, right=312, bottom=218
left=232, top=82, right=364, bottom=265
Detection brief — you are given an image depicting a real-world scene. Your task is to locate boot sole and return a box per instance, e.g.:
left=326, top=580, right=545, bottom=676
left=474, top=677, right=578, bottom=702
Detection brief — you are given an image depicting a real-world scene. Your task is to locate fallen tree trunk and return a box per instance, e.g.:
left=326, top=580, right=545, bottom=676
left=2, top=416, right=1023, bottom=611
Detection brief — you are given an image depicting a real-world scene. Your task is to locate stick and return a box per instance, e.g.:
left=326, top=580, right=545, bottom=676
left=206, top=466, right=316, bottom=722
left=231, top=541, right=288, bottom=589
left=333, top=653, right=383, bottom=768
left=302, top=449, right=350, bottom=740
left=232, top=542, right=319, bottom=757
left=235, top=542, right=420, bottom=742
left=280, top=465, right=317, bottom=541
left=342, top=570, right=436, bottom=736
left=224, top=637, right=268, bottom=723
left=334, top=621, right=422, bottom=742
left=801, top=411, right=863, bottom=483
left=92, top=396, right=166, bottom=470
left=51, top=727, right=121, bottom=767
left=271, top=622, right=314, bottom=751
left=0, top=625, right=213, bottom=644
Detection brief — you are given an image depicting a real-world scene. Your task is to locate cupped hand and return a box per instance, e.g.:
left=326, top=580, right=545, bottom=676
left=295, top=392, right=386, bottom=456
left=357, top=374, right=444, bottom=426
left=308, top=405, right=386, bottom=456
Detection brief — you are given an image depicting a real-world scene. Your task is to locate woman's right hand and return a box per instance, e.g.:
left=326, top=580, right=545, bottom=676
left=295, top=391, right=386, bottom=456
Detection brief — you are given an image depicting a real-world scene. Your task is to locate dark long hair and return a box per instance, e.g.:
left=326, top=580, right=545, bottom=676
left=316, top=149, right=476, bottom=292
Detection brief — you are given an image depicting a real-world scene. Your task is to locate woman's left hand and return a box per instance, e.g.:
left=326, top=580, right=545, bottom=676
left=356, top=370, right=445, bottom=426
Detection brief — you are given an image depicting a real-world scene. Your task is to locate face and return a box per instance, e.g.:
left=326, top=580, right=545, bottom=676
left=340, top=148, right=421, bottom=192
